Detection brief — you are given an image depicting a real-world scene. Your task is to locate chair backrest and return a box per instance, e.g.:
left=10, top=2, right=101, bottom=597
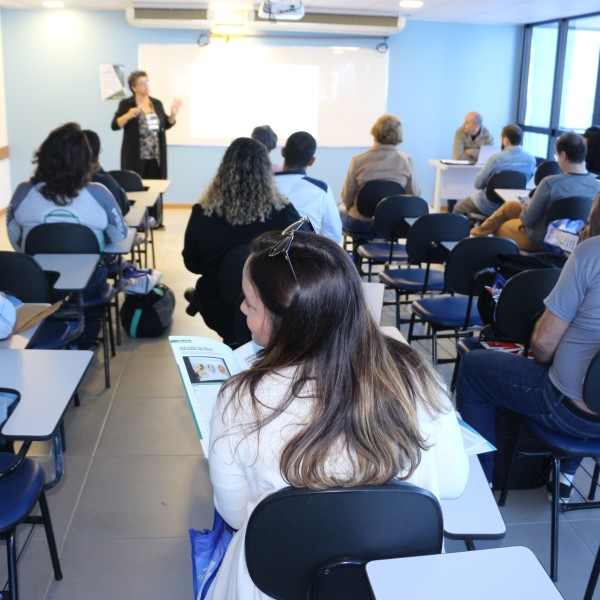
left=583, top=348, right=600, bottom=414
left=371, top=195, right=429, bottom=240
left=356, top=180, right=405, bottom=219
left=108, top=169, right=145, bottom=192
left=405, top=213, right=470, bottom=265
left=218, top=244, right=251, bottom=344
left=0, top=251, right=51, bottom=303
left=445, top=236, right=519, bottom=297
left=245, top=482, right=443, bottom=600
left=546, top=196, right=594, bottom=225
left=492, top=268, right=561, bottom=341
left=485, top=170, right=528, bottom=205
left=24, top=223, right=101, bottom=255
left=534, top=160, right=561, bottom=186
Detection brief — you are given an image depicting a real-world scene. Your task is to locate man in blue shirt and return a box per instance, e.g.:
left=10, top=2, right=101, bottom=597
left=453, top=124, right=536, bottom=222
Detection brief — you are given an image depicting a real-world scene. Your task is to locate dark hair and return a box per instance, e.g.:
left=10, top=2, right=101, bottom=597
left=128, top=70, right=148, bottom=93
left=30, top=122, right=92, bottom=206
left=584, top=126, right=600, bottom=175
left=251, top=125, right=277, bottom=151
left=556, top=132, right=587, bottom=163
left=82, top=129, right=101, bottom=159
left=501, top=124, right=523, bottom=146
left=200, top=137, right=288, bottom=225
left=283, top=131, right=317, bottom=169
left=220, top=231, right=446, bottom=489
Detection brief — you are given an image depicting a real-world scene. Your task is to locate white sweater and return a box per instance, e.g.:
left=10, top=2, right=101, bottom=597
left=207, top=368, right=469, bottom=600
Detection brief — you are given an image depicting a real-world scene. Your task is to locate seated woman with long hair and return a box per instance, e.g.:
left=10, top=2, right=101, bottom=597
left=182, top=137, right=299, bottom=345
left=206, top=228, right=469, bottom=599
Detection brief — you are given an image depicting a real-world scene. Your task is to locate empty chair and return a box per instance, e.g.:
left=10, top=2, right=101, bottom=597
left=379, top=213, right=470, bottom=329
left=409, top=236, right=519, bottom=364
left=485, top=170, right=529, bottom=206
left=0, top=393, right=63, bottom=600
left=0, top=251, right=77, bottom=350
left=356, top=195, right=429, bottom=281
left=499, top=348, right=600, bottom=581
left=108, top=169, right=146, bottom=192
left=24, top=222, right=117, bottom=388
left=245, top=482, right=443, bottom=600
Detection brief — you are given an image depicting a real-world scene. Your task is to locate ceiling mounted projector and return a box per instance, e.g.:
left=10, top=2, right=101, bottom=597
left=258, top=1, right=305, bottom=21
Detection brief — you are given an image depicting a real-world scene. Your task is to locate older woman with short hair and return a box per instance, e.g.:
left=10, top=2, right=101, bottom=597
left=340, top=113, right=421, bottom=234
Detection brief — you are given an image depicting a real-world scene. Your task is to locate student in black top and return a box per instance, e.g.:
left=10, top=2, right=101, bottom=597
left=182, top=137, right=300, bottom=345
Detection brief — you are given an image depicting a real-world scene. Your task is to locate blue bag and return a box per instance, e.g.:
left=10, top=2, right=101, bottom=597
left=190, top=510, right=235, bottom=600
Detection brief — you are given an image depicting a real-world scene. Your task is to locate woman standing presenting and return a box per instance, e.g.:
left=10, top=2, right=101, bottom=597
left=111, top=70, right=182, bottom=179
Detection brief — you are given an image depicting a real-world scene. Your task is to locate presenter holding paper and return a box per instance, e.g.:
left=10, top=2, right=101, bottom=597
left=111, top=70, right=182, bottom=180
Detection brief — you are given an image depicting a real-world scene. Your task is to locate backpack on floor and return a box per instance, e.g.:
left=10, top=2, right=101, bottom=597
left=120, top=283, right=175, bottom=338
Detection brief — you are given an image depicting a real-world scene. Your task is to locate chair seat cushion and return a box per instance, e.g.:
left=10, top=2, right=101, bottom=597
left=524, top=418, right=600, bottom=456
left=411, top=295, right=483, bottom=329
left=379, top=268, right=445, bottom=292
left=29, top=320, right=77, bottom=350
left=342, top=228, right=372, bottom=241
left=357, top=242, right=407, bottom=263
left=0, top=454, right=44, bottom=533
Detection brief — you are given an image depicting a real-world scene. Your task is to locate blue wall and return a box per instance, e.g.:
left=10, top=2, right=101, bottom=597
left=1, top=9, right=522, bottom=205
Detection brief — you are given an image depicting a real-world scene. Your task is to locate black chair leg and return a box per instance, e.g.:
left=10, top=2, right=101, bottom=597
left=589, top=459, right=600, bottom=501
left=498, top=421, right=525, bottom=506
left=450, top=353, right=462, bottom=393
left=6, top=530, right=18, bottom=600
left=550, top=456, right=561, bottom=581
left=39, top=491, right=63, bottom=581
left=101, top=313, right=111, bottom=389
left=584, top=544, right=600, bottom=600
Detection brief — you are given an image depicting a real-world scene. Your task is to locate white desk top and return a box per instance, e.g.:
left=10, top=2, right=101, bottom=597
left=429, top=159, right=482, bottom=171
left=367, top=546, right=563, bottom=599
left=380, top=326, right=407, bottom=344
left=142, top=178, right=171, bottom=194
left=127, top=189, right=160, bottom=209
left=495, top=188, right=530, bottom=203
left=125, top=206, right=147, bottom=229
left=104, top=228, right=136, bottom=254
left=34, top=253, right=99, bottom=291
left=0, top=349, right=92, bottom=440
left=0, top=303, right=46, bottom=349
left=440, top=454, right=506, bottom=540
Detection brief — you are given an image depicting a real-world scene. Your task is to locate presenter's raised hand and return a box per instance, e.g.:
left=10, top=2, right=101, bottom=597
left=171, top=97, right=183, bottom=119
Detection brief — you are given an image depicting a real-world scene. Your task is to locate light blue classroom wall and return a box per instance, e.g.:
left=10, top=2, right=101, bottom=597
left=0, top=9, right=522, bottom=206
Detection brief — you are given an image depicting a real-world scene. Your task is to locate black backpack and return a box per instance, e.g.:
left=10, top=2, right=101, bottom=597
left=120, top=283, right=175, bottom=338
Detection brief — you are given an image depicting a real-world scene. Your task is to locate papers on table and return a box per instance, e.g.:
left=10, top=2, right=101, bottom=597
left=440, top=159, right=471, bottom=165
left=169, top=336, right=260, bottom=455
left=458, top=417, right=496, bottom=455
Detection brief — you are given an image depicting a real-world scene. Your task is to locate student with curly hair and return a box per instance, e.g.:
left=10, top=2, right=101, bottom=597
left=206, top=229, right=468, bottom=599
left=182, top=137, right=299, bottom=345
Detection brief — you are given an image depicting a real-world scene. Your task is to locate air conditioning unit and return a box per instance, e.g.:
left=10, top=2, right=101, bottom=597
left=126, top=6, right=406, bottom=37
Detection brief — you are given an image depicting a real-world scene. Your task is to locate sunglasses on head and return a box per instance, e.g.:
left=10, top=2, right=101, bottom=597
left=268, top=216, right=315, bottom=282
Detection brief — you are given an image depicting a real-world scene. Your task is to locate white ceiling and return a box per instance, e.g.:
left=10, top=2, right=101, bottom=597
left=0, top=0, right=598, bottom=26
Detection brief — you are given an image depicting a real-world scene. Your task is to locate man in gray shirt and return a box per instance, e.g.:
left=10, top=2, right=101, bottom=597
left=452, top=111, right=494, bottom=162
left=457, top=236, right=600, bottom=497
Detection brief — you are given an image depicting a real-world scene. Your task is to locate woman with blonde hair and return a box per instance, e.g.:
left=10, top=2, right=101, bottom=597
left=182, top=137, right=299, bottom=345
left=340, top=113, right=421, bottom=234
left=206, top=228, right=468, bottom=598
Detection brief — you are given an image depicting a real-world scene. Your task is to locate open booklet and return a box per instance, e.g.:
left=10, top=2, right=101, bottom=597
left=457, top=417, right=496, bottom=455
left=169, top=336, right=261, bottom=456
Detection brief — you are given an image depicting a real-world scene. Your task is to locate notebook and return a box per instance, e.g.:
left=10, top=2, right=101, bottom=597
left=476, top=144, right=501, bottom=165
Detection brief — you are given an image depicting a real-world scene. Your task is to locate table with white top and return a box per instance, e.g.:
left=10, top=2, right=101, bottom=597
left=441, top=454, right=506, bottom=546
left=0, top=303, right=48, bottom=349
left=366, top=546, right=564, bottom=599
left=33, top=254, right=99, bottom=292
left=126, top=206, right=155, bottom=268
left=495, top=188, right=530, bottom=203
left=0, top=349, right=93, bottom=487
left=429, top=159, right=482, bottom=212
left=129, top=179, right=171, bottom=227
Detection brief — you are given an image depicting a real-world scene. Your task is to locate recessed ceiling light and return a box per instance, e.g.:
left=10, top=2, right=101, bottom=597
left=42, top=1, right=65, bottom=7
left=399, top=0, right=424, bottom=8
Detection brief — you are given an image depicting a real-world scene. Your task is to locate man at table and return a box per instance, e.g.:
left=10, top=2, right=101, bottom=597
left=470, top=132, right=600, bottom=250
left=453, top=124, right=536, bottom=223
left=456, top=235, right=600, bottom=499
left=452, top=112, right=494, bottom=163
left=274, top=131, right=342, bottom=243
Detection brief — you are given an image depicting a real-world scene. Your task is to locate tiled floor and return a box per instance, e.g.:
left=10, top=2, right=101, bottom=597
left=1, top=207, right=600, bottom=599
